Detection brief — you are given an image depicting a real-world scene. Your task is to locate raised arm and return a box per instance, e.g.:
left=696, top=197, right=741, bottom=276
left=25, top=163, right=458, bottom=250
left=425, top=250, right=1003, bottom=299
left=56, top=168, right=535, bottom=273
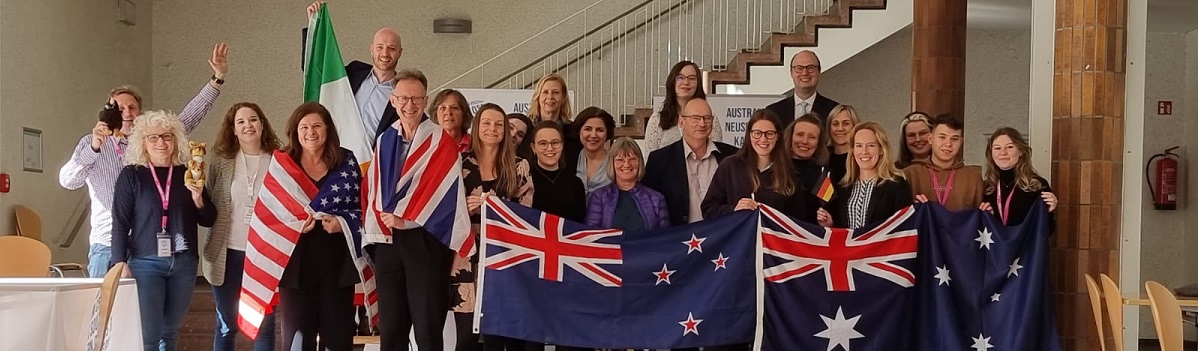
left=179, top=43, right=228, bottom=133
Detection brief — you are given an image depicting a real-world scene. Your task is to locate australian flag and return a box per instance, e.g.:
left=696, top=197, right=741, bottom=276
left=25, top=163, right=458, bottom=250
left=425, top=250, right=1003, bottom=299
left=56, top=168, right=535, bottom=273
left=914, top=201, right=1061, bottom=351
left=477, top=197, right=757, bottom=349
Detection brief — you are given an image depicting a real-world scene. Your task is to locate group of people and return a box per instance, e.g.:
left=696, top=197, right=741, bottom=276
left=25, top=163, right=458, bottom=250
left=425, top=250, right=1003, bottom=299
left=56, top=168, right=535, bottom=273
left=57, top=3, right=1060, bottom=351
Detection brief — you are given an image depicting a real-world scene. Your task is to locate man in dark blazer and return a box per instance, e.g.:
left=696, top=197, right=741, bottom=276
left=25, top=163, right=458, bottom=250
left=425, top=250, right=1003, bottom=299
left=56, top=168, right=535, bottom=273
left=643, top=99, right=738, bottom=225
left=765, top=50, right=841, bottom=127
left=304, top=2, right=401, bottom=143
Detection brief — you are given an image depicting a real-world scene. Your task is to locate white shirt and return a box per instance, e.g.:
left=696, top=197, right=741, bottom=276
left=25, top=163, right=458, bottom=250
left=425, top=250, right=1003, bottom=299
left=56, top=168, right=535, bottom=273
left=228, top=152, right=268, bottom=251
left=794, top=92, right=819, bottom=119
left=683, top=139, right=720, bottom=223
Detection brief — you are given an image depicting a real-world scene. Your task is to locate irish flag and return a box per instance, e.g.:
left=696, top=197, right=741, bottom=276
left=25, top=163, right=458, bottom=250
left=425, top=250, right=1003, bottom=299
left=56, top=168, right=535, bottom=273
left=303, top=4, right=371, bottom=163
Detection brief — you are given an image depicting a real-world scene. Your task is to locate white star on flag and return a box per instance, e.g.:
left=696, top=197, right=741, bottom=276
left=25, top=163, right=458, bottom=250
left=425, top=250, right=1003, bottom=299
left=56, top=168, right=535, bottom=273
left=813, top=307, right=864, bottom=351
left=331, top=184, right=341, bottom=192
left=971, top=333, right=994, bottom=351
left=341, top=171, right=349, bottom=178
left=711, top=253, right=728, bottom=271
left=352, top=170, right=359, bottom=177
left=1008, top=258, right=1023, bottom=278
left=343, top=182, right=353, bottom=190
left=348, top=159, right=357, bottom=166
left=682, top=234, right=706, bottom=254
left=320, top=198, right=329, bottom=206
left=990, top=293, right=1001, bottom=302
left=654, top=263, right=676, bottom=286
left=678, top=313, right=703, bottom=336
left=934, top=265, right=952, bottom=286
left=333, top=196, right=343, bottom=204
left=975, top=227, right=994, bottom=250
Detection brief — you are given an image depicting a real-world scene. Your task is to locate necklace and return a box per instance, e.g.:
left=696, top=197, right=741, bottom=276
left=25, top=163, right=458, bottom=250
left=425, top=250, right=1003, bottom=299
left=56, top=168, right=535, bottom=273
left=240, top=152, right=263, bottom=222
left=534, top=164, right=562, bottom=184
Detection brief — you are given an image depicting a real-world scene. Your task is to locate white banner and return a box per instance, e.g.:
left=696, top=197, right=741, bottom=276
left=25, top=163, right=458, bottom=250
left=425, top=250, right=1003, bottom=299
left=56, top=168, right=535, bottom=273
left=456, top=88, right=577, bottom=117
left=650, top=94, right=784, bottom=147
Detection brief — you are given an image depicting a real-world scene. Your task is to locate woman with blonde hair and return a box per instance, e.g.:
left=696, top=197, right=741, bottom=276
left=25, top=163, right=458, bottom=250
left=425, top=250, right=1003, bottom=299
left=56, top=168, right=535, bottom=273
left=827, top=121, right=913, bottom=229
left=453, top=103, right=534, bottom=350
left=825, top=104, right=859, bottom=184
left=896, top=111, right=932, bottom=169
left=527, top=73, right=573, bottom=125
left=979, top=127, right=1057, bottom=227
left=111, top=110, right=216, bottom=351
left=202, top=102, right=282, bottom=351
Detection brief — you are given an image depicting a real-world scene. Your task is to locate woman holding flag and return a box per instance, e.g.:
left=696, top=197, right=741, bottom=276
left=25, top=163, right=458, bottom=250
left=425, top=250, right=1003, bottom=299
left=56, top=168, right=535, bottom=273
left=828, top=122, right=912, bottom=229
left=244, top=102, right=366, bottom=351
left=701, top=109, right=816, bottom=223
left=452, top=103, right=535, bottom=350
left=978, top=128, right=1057, bottom=228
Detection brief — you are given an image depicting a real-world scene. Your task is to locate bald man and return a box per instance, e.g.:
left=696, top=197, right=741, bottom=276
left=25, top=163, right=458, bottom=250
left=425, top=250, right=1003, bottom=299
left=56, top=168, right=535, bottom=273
left=643, top=98, right=738, bottom=226
left=304, top=2, right=402, bottom=144
left=765, top=50, right=841, bottom=128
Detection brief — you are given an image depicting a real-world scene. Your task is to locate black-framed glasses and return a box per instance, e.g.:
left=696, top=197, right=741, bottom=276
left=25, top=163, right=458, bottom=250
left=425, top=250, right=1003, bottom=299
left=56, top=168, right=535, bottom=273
left=675, top=75, right=699, bottom=83
left=790, top=65, right=820, bottom=74
left=145, top=133, right=175, bottom=143
left=750, top=130, right=777, bottom=140
left=392, top=95, right=427, bottom=105
left=535, top=140, right=563, bottom=149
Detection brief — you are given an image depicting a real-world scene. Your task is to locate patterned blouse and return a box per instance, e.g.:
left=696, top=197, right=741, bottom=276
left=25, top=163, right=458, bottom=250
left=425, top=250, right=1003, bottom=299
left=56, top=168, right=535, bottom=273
left=847, top=179, right=876, bottom=229
left=450, top=152, right=534, bottom=313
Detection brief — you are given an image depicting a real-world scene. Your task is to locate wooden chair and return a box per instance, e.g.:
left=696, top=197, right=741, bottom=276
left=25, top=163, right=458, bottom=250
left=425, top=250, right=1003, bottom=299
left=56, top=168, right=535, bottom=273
left=0, top=235, right=51, bottom=277
left=14, top=205, right=85, bottom=276
left=1084, top=274, right=1107, bottom=351
left=1099, top=274, right=1125, bottom=351
left=1146, top=280, right=1183, bottom=351
left=90, top=262, right=126, bottom=351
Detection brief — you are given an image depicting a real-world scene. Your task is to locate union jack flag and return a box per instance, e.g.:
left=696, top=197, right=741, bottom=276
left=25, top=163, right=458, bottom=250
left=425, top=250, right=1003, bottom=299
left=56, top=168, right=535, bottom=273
left=362, top=118, right=470, bottom=254
left=238, top=149, right=377, bottom=338
left=760, top=205, right=918, bottom=291
left=483, top=195, right=623, bottom=287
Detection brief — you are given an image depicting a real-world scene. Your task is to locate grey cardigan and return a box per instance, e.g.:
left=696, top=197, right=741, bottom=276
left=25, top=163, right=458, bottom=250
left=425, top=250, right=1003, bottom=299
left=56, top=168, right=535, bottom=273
left=200, top=153, right=271, bottom=286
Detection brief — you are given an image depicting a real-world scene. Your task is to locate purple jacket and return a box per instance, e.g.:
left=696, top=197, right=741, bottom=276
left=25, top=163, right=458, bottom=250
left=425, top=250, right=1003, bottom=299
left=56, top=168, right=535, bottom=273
left=585, top=183, right=670, bottom=230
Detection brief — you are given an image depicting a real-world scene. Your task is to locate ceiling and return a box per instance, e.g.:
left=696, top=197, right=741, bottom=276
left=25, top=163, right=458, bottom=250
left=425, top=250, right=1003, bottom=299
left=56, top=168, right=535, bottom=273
left=968, top=0, right=1198, bottom=33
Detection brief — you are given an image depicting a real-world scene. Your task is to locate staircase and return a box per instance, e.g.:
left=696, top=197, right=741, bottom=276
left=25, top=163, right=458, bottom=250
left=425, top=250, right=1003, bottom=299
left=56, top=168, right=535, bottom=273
left=437, top=0, right=893, bottom=137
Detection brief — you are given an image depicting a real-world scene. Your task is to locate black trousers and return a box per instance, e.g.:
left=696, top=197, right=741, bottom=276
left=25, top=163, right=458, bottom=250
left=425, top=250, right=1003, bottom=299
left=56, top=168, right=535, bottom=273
left=369, top=227, right=456, bottom=351
left=279, top=285, right=355, bottom=351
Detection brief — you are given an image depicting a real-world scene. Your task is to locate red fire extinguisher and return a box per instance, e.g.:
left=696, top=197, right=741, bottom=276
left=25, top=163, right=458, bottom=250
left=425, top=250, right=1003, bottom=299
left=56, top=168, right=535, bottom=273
left=1145, top=146, right=1180, bottom=210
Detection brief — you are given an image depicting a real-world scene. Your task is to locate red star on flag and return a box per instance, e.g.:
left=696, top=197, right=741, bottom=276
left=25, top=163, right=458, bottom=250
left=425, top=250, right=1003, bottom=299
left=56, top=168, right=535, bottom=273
left=678, top=312, right=704, bottom=336
left=654, top=263, right=676, bottom=285
left=682, top=233, right=706, bottom=254
left=711, top=252, right=728, bottom=271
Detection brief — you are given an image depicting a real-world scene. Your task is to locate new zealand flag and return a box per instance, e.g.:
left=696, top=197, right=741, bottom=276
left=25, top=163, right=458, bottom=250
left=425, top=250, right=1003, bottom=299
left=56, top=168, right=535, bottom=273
left=477, top=197, right=757, bottom=349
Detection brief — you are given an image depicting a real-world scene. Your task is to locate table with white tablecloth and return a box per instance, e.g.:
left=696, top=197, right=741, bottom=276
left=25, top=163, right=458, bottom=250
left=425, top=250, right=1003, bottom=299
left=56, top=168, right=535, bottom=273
left=0, top=278, right=141, bottom=351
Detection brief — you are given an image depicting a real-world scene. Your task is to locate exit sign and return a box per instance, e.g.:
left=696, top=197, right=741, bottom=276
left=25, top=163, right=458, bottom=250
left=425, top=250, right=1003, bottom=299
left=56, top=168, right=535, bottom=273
left=1158, top=101, right=1173, bottom=115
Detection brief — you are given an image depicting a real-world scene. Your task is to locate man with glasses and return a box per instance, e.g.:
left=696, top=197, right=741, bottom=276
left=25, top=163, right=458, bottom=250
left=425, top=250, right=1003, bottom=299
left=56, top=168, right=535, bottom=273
left=643, top=98, right=738, bottom=226
left=363, top=69, right=455, bottom=351
left=59, top=43, right=229, bottom=278
left=765, top=50, right=841, bottom=127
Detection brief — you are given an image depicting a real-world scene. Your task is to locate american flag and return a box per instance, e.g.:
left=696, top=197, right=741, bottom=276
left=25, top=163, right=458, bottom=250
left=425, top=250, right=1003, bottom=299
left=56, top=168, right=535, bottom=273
left=362, top=118, right=470, bottom=255
left=237, top=149, right=377, bottom=338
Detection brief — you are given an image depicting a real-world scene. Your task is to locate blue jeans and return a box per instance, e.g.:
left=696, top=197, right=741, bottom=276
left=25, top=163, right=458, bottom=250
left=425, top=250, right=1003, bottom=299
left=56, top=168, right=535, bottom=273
left=212, top=249, right=276, bottom=351
left=87, top=244, right=112, bottom=277
left=128, top=254, right=198, bottom=351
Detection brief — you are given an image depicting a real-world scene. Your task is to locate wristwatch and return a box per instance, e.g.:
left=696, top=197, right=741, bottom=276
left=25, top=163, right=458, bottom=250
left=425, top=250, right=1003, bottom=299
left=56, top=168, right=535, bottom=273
left=211, top=75, right=225, bottom=85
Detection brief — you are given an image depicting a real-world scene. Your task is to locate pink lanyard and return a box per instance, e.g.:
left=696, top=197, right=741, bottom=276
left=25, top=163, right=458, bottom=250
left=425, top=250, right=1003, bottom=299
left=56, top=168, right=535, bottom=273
left=995, top=183, right=1017, bottom=225
left=150, top=164, right=174, bottom=230
left=112, top=136, right=125, bottom=158
left=928, top=168, right=957, bottom=204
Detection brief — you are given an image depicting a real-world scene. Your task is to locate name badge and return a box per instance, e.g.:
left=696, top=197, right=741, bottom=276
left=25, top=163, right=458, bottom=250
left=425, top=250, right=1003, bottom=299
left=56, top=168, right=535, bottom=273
left=156, top=230, right=172, bottom=257
left=244, top=205, right=255, bottom=223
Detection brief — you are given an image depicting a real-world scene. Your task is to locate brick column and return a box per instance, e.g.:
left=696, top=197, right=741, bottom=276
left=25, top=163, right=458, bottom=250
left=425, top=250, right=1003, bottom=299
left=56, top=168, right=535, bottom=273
left=1051, top=0, right=1126, bottom=349
left=911, top=0, right=966, bottom=120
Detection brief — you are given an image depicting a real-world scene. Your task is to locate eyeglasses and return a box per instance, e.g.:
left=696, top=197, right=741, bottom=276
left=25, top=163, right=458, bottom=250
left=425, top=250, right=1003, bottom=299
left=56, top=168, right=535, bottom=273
left=749, top=130, right=777, bottom=140
left=535, top=140, right=563, bottom=149
left=790, top=64, right=821, bottom=74
left=145, top=133, right=175, bottom=143
left=392, top=95, right=427, bottom=105
left=681, top=114, right=715, bottom=123
left=675, top=75, right=699, bottom=83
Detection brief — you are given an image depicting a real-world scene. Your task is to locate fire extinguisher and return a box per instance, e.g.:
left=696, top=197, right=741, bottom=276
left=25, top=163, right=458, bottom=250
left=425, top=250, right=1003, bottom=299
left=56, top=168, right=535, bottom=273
left=1145, top=146, right=1180, bottom=210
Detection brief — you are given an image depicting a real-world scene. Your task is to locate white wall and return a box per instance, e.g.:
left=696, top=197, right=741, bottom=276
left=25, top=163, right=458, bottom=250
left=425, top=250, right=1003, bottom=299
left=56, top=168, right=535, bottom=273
left=0, top=0, right=154, bottom=263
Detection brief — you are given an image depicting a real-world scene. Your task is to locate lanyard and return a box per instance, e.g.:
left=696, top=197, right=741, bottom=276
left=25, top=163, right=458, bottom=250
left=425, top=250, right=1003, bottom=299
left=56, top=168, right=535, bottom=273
left=150, top=163, right=174, bottom=230
left=242, top=153, right=261, bottom=202
left=927, top=168, right=957, bottom=204
left=112, top=136, right=125, bottom=158
left=995, top=182, right=1017, bottom=225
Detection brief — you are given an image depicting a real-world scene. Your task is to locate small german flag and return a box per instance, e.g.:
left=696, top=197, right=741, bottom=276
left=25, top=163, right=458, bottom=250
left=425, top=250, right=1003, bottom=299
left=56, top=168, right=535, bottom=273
left=813, top=169, right=835, bottom=203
